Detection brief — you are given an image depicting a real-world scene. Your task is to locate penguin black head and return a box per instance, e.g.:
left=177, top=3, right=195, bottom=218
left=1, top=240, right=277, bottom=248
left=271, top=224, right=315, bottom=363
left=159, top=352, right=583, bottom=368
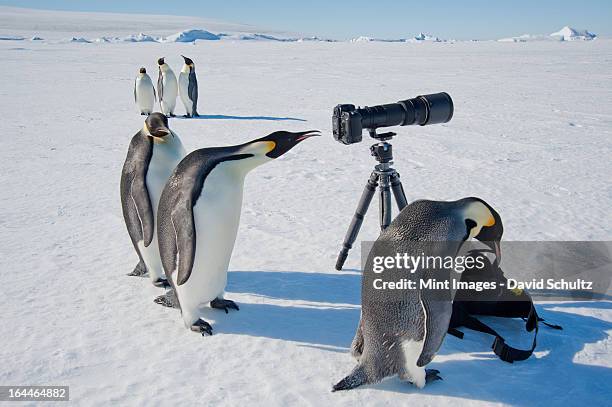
left=144, top=112, right=171, bottom=138
left=139, top=67, right=146, bottom=74
left=157, top=57, right=165, bottom=66
left=181, top=55, right=194, bottom=66
left=462, top=197, right=503, bottom=258
left=252, top=130, right=320, bottom=159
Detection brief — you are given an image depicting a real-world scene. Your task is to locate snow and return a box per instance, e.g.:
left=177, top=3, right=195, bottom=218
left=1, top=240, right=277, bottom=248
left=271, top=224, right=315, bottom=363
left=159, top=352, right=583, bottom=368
left=1, top=6, right=611, bottom=406
left=551, top=26, right=597, bottom=41
left=69, top=36, right=92, bottom=43
left=350, top=34, right=444, bottom=43
left=122, top=33, right=158, bottom=43
left=0, top=35, right=25, bottom=40
left=501, top=27, right=597, bottom=43
left=164, top=29, right=221, bottom=43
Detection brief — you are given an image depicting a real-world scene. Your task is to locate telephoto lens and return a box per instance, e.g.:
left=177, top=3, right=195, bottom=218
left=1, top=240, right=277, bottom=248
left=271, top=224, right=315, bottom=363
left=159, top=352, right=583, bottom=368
left=399, top=92, right=454, bottom=126
left=332, top=92, right=453, bottom=145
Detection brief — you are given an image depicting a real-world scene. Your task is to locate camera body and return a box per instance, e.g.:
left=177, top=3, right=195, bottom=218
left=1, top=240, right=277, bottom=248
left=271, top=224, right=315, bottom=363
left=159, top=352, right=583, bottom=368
left=332, top=92, right=454, bottom=145
left=333, top=104, right=363, bottom=145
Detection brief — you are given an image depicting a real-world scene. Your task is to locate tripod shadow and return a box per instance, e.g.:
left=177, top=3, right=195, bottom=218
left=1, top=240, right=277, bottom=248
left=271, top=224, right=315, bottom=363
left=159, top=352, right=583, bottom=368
left=175, top=114, right=306, bottom=122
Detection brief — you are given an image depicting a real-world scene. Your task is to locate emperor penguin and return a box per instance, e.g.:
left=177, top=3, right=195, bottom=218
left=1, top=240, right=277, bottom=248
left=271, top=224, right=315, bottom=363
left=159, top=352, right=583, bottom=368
left=333, top=197, right=503, bottom=391
left=178, top=55, right=199, bottom=118
left=157, top=57, right=178, bottom=117
left=157, top=130, right=319, bottom=335
left=120, top=113, right=186, bottom=287
left=134, top=67, right=156, bottom=115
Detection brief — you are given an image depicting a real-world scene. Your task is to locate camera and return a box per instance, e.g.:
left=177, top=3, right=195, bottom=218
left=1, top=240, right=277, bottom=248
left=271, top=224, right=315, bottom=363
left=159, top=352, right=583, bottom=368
left=332, top=92, right=454, bottom=145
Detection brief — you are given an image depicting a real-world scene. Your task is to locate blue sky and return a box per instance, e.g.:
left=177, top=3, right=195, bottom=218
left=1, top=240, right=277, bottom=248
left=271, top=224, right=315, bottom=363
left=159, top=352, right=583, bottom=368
left=2, top=0, right=611, bottom=40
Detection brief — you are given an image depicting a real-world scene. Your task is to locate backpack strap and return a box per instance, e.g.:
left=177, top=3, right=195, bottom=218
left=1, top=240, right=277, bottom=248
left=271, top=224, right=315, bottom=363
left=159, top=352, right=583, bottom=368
left=453, top=303, right=539, bottom=363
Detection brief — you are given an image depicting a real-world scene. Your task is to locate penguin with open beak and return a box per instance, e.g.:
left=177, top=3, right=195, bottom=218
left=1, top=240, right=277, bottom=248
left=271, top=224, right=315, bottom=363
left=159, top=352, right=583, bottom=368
left=333, top=197, right=503, bottom=391
left=156, top=130, right=320, bottom=335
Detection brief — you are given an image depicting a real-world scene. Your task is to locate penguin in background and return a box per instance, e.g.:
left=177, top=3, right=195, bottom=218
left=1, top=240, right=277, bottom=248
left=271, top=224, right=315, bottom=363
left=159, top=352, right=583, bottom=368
left=157, top=130, right=320, bottom=335
left=134, top=67, right=156, bottom=115
left=333, top=197, right=503, bottom=391
left=157, top=57, right=178, bottom=117
left=178, top=55, right=199, bottom=117
left=120, top=113, right=186, bottom=287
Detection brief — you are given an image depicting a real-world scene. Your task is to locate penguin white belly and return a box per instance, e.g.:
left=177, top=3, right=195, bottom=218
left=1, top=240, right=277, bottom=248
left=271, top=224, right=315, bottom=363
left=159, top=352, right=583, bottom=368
left=140, top=135, right=185, bottom=281
left=161, top=72, right=178, bottom=114
left=175, top=163, right=244, bottom=326
left=135, top=78, right=154, bottom=114
left=400, top=298, right=427, bottom=388
left=178, top=72, right=192, bottom=115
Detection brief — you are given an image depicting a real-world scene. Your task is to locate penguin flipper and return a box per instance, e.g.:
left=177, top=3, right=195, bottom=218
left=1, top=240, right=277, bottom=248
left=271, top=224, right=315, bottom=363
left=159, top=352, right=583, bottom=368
left=171, top=204, right=196, bottom=286
left=188, top=72, right=198, bottom=115
left=130, top=176, right=155, bottom=247
left=157, top=70, right=163, bottom=102
left=133, top=79, right=137, bottom=103
left=417, top=295, right=453, bottom=367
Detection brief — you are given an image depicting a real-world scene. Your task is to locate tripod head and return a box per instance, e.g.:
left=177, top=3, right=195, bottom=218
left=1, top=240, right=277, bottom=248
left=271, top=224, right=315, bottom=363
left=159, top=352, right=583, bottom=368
left=368, top=129, right=396, bottom=165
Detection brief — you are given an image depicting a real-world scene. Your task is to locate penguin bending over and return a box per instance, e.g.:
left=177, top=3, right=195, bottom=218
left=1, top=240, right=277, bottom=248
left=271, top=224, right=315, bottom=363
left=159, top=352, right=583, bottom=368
left=157, top=130, right=319, bottom=335
left=120, top=113, right=186, bottom=287
left=134, top=67, right=156, bottom=115
left=178, top=55, right=199, bottom=118
left=157, top=57, right=178, bottom=117
left=333, top=197, right=502, bottom=391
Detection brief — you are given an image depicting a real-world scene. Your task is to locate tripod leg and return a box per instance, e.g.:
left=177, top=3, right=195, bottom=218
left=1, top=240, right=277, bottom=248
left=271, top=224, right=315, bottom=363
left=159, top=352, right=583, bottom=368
left=379, top=173, right=392, bottom=230
left=335, top=172, right=378, bottom=271
left=390, top=172, right=408, bottom=210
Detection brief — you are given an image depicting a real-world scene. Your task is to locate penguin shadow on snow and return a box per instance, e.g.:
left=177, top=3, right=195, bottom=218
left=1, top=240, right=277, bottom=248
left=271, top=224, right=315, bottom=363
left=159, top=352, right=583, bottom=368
left=375, top=301, right=612, bottom=404
left=208, top=270, right=361, bottom=348
left=174, top=114, right=306, bottom=122
left=218, top=272, right=610, bottom=402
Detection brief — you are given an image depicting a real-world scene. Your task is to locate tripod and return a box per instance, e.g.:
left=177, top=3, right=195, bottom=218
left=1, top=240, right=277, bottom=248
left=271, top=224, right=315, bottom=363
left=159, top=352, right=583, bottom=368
left=335, top=131, right=408, bottom=271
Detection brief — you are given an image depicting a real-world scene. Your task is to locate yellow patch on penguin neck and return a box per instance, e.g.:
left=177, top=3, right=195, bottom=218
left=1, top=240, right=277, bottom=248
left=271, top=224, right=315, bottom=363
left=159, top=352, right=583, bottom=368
left=143, top=124, right=168, bottom=144
left=239, top=140, right=276, bottom=156
left=463, top=201, right=495, bottom=238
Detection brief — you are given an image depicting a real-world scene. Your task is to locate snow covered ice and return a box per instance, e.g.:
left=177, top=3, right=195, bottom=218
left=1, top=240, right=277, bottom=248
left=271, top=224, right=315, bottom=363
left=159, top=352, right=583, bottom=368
left=0, top=6, right=611, bottom=406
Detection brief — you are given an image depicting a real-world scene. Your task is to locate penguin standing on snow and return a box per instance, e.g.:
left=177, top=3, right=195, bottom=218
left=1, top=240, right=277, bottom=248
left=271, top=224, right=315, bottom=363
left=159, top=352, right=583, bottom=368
left=157, top=57, right=178, bottom=117
left=120, top=113, right=186, bottom=287
left=178, top=55, right=199, bottom=117
left=134, top=67, right=156, bottom=115
left=333, top=197, right=503, bottom=391
left=157, top=130, right=319, bottom=335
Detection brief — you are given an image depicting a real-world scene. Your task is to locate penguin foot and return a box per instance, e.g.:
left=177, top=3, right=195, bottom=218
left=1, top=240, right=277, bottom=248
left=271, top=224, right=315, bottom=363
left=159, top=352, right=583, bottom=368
left=141, top=112, right=146, bottom=116
left=152, top=278, right=170, bottom=288
left=191, top=318, right=213, bottom=336
left=210, top=298, right=239, bottom=314
left=183, top=114, right=191, bottom=118
left=425, top=369, right=443, bottom=383
left=169, top=113, right=176, bottom=117
left=154, top=290, right=178, bottom=308
left=127, top=262, right=148, bottom=277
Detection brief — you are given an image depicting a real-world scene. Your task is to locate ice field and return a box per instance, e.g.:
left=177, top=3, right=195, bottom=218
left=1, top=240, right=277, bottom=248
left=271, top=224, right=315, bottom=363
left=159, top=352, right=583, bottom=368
left=0, top=6, right=611, bottom=406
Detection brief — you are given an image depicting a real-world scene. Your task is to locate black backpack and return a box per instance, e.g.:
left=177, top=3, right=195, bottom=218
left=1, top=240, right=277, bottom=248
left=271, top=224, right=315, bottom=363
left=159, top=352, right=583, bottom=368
left=448, top=248, right=562, bottom=363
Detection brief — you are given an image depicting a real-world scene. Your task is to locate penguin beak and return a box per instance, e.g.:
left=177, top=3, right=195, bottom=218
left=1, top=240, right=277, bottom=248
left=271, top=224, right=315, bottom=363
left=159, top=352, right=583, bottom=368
left=151, top=127, right=170, bottom=138
left=295, top=130, right=321, bottom=142
left=484, top=241, right=501, bottom=263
